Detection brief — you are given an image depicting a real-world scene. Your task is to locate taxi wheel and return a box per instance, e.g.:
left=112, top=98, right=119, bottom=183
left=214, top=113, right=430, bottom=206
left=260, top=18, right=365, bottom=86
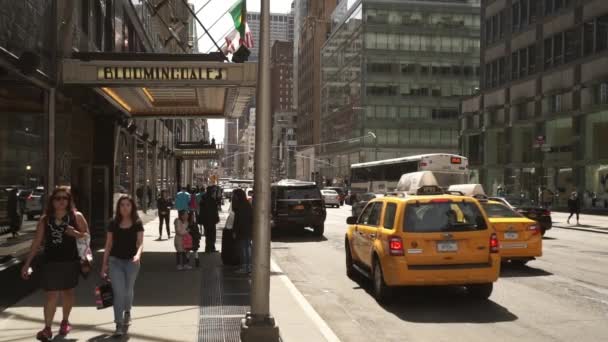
left=467, top=283, right=493, bottom=300
left=541, top=228, right=547, bottom=236
left=372, top=258, right=392, bottom=304
left=345, top=239, right=356, bottom=280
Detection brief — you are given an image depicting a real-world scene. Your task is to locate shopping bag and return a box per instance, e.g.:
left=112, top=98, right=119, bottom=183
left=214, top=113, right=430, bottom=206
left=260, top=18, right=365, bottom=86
left=95, top=279, right=113, bottom=310
left=225, top=210, right=235, bottom=230
left=183, top=233, right=193, bottom=250
left=77, top=233, right=93, bottom=278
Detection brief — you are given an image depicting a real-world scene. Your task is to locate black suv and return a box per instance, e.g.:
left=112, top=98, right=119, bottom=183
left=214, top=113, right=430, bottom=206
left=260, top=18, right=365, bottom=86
left=271, top=180, right=326, bottom=236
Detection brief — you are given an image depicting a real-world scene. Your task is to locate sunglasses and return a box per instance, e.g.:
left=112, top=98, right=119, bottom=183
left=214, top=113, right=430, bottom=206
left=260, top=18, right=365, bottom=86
left=53, top=196, right=70, bottom=201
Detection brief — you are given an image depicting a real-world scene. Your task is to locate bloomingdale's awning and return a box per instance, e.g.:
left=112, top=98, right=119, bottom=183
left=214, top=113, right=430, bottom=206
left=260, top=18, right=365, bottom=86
left=61, top=52, right=256, bottom=118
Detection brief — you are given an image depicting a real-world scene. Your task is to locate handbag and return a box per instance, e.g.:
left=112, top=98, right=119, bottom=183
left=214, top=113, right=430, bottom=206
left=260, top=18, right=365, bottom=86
left=225, top=210, right=235, bottom=230
left=95, top=278, right=113, bottom=310
left=182, top=233, right=193, bottom=250
left=77, top=233, right=93, bottom=278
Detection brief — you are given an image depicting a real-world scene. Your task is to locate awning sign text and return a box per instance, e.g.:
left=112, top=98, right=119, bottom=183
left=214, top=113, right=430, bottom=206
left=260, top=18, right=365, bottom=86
left=98, top=67, right=226, bottom=81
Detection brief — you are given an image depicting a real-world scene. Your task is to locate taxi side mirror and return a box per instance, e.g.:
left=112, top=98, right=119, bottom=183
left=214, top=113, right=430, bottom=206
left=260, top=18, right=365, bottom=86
left=346, top=216, right=357, bottom=225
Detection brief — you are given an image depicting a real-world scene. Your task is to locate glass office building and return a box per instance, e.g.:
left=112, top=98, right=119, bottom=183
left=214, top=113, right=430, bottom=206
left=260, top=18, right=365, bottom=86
left=320, top=0, right=481, bottom=182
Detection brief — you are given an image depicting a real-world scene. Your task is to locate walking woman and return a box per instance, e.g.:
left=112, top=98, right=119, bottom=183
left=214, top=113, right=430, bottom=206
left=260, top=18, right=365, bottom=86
left=21, top=186, right=88, bottom=341
left=567, top=191, right=581, bottom=225
left=231, top=189, right=253, bottom=274
left=156, top=190, right=172, bottom=240
left=101, top=195, right=144, bottom=337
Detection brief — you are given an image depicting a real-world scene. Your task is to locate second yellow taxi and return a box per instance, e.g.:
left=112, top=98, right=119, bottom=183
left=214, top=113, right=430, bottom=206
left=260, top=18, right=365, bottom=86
left=480, top=200, right=543, bottom=265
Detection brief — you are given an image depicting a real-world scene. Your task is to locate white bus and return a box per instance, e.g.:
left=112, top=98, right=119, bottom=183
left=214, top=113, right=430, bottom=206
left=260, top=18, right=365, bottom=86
left=350, top=153, right=469, bottom=194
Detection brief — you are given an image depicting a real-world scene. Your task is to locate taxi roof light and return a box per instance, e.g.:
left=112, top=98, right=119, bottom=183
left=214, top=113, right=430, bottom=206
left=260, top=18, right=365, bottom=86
left=447, top=184, right=487, bottom=199
left=396, top=171, right=443, bottom=195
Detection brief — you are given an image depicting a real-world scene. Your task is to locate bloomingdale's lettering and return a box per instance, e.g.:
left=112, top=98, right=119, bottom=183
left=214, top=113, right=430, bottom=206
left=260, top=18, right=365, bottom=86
left=97, top=66, right=226, bottom=81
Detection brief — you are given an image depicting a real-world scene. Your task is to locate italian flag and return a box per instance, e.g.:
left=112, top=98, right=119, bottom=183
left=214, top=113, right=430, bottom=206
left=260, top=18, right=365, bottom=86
left=226, top=0, right=253, bottom=52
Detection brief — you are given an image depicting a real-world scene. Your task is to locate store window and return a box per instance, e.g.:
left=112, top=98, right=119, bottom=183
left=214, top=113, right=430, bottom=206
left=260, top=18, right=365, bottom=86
left=584, top=110, right=608, bottom=160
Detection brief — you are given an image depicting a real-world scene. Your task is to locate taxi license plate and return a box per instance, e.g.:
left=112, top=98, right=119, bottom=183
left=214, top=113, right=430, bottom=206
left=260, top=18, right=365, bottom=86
left=437, top=241, right=458, bottom=252
left=504, top=232, right=519, bottom=240
left=293, top=204, right=305, bottom=210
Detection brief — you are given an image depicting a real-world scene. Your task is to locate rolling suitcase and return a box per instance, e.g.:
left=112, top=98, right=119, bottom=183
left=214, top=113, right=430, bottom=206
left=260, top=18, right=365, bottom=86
left=221, top=229, right=240, bottom=266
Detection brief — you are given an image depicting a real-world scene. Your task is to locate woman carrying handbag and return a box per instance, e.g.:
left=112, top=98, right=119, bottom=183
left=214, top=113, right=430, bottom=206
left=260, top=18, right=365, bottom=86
left=101, top=195, right=144, bottom=337
left=21, top=186, right=89, bottom=341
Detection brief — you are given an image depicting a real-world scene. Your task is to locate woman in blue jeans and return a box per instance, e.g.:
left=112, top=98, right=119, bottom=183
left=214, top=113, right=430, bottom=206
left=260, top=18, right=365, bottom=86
left=231, top=189, right=253, bottom=274
left=101, top=195, right=144, bottom=337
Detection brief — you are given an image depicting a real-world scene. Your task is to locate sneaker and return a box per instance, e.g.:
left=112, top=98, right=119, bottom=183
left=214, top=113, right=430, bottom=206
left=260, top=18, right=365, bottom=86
left=113, top=324, right=125, bottom=337
left=567, top=219, right=570, bottom=224
left=59, top=320, right=72, bottom=336
left=124, top=311, right=132, bottom=325
left=36, top=327, right=52, bottom=341
left=177, top=265, right=184, bottom=271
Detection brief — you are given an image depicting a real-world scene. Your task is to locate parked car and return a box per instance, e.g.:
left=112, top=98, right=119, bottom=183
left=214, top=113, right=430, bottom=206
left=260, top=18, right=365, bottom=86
left=321, top=189, right=341, bottom=208
left=271, top=180, right=326, bottom=236
left=324, top=186, right=346, bottom=205
left=25, top=186, right=45, bottom=220
left=489, top=196, right=552, bottom=235
left=351, top=192, right=378, bottom=218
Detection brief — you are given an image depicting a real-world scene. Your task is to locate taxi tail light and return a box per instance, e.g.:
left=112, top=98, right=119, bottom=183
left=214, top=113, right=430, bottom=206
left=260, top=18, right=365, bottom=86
left=430, top=198, right=450, bottom=203
left=528, top=225, right=540, bottom=235
left=389, top=236, right=404, bottom=256
left=489, top=233, right=499, bottom=253
left=543, top=209, right=551, bottom=216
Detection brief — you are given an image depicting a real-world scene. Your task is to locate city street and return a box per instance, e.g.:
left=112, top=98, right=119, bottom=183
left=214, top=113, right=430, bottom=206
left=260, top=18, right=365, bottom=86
left=271, top=205, right=608, bottom=342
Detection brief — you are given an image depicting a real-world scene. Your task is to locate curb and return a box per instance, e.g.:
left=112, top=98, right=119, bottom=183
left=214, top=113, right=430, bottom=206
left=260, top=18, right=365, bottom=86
left=553, top=225, right=608, bottom=235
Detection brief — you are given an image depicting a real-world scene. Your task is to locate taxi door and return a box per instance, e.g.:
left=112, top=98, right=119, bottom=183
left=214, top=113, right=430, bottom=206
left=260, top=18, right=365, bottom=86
left=355, top=201, right=384, bottom=268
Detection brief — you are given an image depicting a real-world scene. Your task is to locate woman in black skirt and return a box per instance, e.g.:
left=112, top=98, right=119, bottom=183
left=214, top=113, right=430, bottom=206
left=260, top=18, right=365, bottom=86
left=21, top=186, right=88, bottom=341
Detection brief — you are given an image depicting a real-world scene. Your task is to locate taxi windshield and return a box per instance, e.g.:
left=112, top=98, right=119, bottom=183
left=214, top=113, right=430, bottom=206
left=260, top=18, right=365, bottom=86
left=481, top=203, right=523, bottom=218
left=404, top=201, right=487, bottom=232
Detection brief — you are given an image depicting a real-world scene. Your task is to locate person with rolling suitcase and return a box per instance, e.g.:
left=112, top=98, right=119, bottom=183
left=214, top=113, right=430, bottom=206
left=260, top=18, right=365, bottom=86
left=231, top=189, right=253, bottom=274
left=221, top=201, right=239, bottom=266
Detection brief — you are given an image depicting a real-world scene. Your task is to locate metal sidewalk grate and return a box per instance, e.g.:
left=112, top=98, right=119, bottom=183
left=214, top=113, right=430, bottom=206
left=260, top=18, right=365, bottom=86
left=197, top=251, right=250, bottom=342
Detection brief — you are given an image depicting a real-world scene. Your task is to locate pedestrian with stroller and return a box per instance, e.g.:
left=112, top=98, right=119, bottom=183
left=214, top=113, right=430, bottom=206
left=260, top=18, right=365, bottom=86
left=199, top=189, right=220, bottom=253
left=231, top=189, right=253, bottom=274
left=567, top=191, right=581, bottom=225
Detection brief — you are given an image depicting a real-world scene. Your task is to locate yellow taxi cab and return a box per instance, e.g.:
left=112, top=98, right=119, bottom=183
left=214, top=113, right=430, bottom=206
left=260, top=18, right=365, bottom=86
left=479, top=200, right=542, bottom=265
left=345, top=176, right=500, bottom=303
left=447, top=184, right=542, bottom=266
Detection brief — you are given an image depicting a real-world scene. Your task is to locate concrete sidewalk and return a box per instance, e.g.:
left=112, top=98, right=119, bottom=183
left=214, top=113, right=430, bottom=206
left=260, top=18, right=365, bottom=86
left=551, top=212, right=608, bottom=234
left=0, top=210, right=339, bottom=342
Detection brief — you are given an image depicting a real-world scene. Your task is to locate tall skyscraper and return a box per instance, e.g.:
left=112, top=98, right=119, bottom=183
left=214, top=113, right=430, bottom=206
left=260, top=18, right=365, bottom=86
left=246, top=11, right=294, bottom=61
left=461, top=0, right=608, bottom=206
left=319, top=0, right=480, bottom=183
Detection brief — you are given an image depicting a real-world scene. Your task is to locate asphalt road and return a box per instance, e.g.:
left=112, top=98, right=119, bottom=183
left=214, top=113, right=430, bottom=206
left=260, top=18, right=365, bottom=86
left=271, top=205, right=608, bottom=342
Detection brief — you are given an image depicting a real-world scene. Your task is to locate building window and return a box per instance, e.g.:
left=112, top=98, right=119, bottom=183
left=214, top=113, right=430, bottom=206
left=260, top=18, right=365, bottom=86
left=565, top=27, right=581, bottom=63
left=544, top=0, right=572, bottom=16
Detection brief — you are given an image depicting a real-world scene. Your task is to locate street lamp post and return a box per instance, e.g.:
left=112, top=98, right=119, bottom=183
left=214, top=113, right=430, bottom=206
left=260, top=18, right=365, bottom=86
left=241, top=0, right=280, bottom=340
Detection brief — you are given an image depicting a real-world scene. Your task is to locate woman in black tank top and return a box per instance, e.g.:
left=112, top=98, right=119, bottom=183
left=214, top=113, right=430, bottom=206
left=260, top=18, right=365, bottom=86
left=21, top=186, right=89, bottom=341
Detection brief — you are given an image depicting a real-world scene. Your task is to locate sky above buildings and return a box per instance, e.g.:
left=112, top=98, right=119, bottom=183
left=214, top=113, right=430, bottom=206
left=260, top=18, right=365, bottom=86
left=192, top=0, right=293, bottom=143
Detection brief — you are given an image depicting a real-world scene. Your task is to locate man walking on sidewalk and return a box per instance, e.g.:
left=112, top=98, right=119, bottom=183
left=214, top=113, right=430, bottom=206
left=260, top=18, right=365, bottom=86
left=198, top=188, right=219, bottom=253
left=175, top=187, right=191, bottom=212
left=567, top=191, right=581, bottom=225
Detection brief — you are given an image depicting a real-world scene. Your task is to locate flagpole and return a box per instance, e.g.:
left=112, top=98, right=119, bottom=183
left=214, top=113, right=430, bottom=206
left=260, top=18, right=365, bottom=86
left=240, top=0, right=279, bottom=338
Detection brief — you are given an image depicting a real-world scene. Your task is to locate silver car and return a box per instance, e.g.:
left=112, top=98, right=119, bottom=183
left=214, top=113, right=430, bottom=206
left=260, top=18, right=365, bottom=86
left=25, top=186, right=45, bottom=220
left=321, top=189, right=341, bottom=208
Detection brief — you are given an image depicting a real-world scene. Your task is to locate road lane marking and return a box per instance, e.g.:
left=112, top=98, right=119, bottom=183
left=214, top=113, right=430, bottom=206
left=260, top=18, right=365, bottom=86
left=271, top=259, right=341, bottom=342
